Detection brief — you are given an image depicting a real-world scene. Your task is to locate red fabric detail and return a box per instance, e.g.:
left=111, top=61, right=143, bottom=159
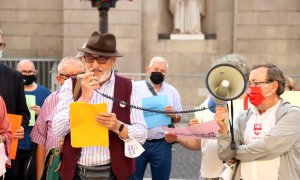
left=244, top=95, right=248, bottom=110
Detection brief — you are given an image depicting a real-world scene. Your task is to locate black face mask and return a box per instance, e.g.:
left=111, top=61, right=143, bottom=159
left=23, top=75, right=36, bottom=85
left=150, top=72, right=165, bottom=84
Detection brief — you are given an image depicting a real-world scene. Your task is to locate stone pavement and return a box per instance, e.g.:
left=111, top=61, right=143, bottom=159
left=143, top=143, right=201, bottom=180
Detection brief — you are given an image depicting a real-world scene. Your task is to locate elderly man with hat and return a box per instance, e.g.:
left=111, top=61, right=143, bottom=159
left=53, top=32, right=147, bottom=180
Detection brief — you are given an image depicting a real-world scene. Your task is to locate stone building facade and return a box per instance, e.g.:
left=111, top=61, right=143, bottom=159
left=0, top=0, right=299, bottom=109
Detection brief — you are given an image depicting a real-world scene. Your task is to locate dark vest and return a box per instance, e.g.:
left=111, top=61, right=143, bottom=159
left=59, top=75, right=134, bottom=180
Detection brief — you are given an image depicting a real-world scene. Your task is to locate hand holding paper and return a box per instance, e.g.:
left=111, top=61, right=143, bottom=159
left=14, top=126, right=24, bottom=139
left=7, top=114, right=22, bottom=160
left=142, top=95, right=171, bottom=128
left=162, top=120, right=219, bottom=139
left=96, top=112, right=119, bottom=131
left=25, top=95, right=36, bottom=126
left=164, top=132, right=177, bottom=144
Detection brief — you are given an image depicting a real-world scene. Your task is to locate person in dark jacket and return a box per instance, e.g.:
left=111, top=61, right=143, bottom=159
left=0, top=26, right=30, bottom=180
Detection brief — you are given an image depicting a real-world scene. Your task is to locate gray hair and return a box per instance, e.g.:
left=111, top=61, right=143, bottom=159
left=75, top=42, right=87, bottom=58
left=148, top=56, right=169, bottom=68
left=57, top=56, right=83, bottom=74
left=213, top=54, right=250, bottom=81
left=285, top=76, right=295, bottom=91
left=251, top=63, right=286, bottom=95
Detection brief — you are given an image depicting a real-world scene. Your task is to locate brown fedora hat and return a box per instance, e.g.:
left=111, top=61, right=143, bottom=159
left=78, top=31, right=123, bottom=57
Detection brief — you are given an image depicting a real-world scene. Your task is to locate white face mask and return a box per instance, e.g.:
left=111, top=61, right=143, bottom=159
left=0, top=50, right=3, bottom=59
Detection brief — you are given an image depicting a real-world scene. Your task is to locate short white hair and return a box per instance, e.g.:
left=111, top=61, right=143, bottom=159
left=148, top=56, right=169, bottom=68
left=57, top=56, right=83, bottom=74
left=75, top=42, right=87, bottom=58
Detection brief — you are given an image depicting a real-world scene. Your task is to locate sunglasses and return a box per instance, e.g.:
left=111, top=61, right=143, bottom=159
left=83, top=53, right=111, bottom=64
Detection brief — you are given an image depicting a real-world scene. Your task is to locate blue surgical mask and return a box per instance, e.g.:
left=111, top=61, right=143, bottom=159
left=0, top=50, right=3, bottom=59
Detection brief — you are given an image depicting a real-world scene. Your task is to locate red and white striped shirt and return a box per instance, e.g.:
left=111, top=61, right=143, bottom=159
left=30, top=91, right=60, bottom=153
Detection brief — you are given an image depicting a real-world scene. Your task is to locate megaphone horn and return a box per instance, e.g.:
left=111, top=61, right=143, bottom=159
left=206, top=63, right=247, bottom=101
left=205, top=63, right=247, bottom=113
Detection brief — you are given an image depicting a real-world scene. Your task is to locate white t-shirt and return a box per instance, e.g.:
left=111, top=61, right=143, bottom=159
left=196, top=98, right=223, bottom=178
left=241, top=101, right=281, bottom=180
left=195, top=98, right=247, bottom=178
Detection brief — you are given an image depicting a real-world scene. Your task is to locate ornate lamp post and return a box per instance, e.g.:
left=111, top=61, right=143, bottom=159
left=89, top=0, right=119, bottom=33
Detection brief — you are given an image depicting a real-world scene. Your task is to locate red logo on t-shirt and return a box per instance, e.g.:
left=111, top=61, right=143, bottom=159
left=253, top=123, right=262, bottom=135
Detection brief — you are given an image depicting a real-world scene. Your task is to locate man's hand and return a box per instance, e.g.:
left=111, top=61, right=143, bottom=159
left=214, top=106, right=229, bottom=135
left=164, top=132, right=177, bottom=144
left=14, top=126, right=25, bottom=139
left=165, top=105, right=175, bottom=118
left=189, top=118, right=200, bottom=126
left=165, top=105, right=180, bottom=123
left=30, top=105, right=41, bottom=115
left=78, top=72, right=100, bottom=102
left=96, top=112, right=119, bottom=131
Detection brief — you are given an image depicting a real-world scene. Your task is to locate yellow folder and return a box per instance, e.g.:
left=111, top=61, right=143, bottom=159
left=70, top=102, right=109, bottom=147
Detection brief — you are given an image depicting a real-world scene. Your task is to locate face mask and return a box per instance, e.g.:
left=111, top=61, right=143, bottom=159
left=23, top=75, right=36, bottom=85
left=150, top=72, right=165, bottom=84
left=0, top=50, right=3, bottom=59
left=247, top=86, right=265, bottom=107
left=244, top=84, right=272, bottom=108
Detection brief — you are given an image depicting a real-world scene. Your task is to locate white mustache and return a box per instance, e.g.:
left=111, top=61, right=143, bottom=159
left=89, top=67, right=104, bottom=73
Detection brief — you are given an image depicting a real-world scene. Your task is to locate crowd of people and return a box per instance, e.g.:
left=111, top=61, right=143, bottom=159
left=1, top=25, right=300, bottom=180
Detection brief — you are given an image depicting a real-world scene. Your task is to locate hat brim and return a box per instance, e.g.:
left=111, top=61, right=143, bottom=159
left=77, top=47, right=123, bottom=57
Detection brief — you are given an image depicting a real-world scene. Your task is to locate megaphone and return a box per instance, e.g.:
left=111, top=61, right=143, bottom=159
left=205, top=63, right=247, bottom=113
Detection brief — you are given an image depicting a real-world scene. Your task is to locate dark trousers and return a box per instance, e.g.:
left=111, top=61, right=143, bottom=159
left=5, top=149, right=36, bottom=180
left=134, top=139, right=172, bottom=180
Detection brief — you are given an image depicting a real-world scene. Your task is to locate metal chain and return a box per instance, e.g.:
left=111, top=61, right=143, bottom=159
left=95, top=89, right=210, bottom=114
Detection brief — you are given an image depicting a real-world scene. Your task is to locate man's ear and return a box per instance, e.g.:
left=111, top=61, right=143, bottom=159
left=56, top=75, right=64, bottom=86
left=146, top=67, right=151, bottom=74
left=272, top=81, right=279, bottom=93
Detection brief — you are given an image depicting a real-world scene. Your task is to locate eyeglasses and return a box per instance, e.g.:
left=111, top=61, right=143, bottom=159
left=21, top=71, right=36, bottom=75
left=0, top=43, right=6, bottom=50
left=59, top=72, right=84, bottom=80
left=83, top=53, right=111, bottom=64
left=248, top=81, right=272, bottom=87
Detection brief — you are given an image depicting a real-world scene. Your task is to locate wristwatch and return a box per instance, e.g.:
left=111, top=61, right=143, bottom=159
left=115, top=123, right=124, bottom=133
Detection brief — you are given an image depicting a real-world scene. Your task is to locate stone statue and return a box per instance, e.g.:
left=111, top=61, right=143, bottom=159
left=169, top=0, right=205, bottom=34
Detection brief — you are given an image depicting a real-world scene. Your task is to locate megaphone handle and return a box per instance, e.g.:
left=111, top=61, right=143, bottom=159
left=228, top=100, right=236, bottom=151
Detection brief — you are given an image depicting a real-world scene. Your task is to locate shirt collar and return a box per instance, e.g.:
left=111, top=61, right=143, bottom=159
left=251, top=100, right=280, bottom=115
left=147, top=79, right=165, bottom=92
